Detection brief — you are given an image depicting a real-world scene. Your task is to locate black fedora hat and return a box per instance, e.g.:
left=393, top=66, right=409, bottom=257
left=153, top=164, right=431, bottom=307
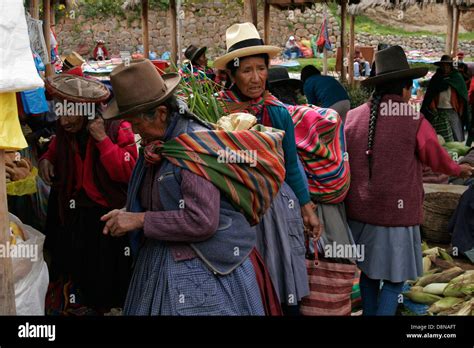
left=434, top=54, right=454, bottom=66
left=184, top=45, right=207, bottom=63
left=268, top=67, right=303, bottom=91
left=361, top=45, right=428, bottom=87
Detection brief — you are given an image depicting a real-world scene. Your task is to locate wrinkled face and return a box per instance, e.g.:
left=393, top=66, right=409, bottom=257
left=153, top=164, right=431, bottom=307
left=59, top=116, right=85, bottom=133
left=125, top=105, right=169, bottom=142
left=195, top=53, right=207, bottom=68
left=230, top=56, right=268, bottom=99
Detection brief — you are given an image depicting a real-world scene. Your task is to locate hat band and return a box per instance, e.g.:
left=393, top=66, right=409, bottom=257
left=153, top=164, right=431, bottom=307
left=227, top=38, right=264, bottom=53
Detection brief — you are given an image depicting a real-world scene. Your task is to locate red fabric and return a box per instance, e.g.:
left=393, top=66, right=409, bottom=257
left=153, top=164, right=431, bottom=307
left=40, top=121, right=137, bottom=207
left=469, top=78, right=474, bottom=105
left=249, top=248, right=283, bottom=316
left=345, top=95, right=424, bottom=227
left=417, top=118, right=461, bottom=177
left=300, top=256, right=356, bottom=316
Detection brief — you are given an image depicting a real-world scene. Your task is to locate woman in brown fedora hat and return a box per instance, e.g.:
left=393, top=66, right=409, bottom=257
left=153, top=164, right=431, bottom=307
left=100, top=59, right=284, bottom=316
left=215, top=22, right=321, bottom=315
left=179, top=45, right=216, bottom=83
left=344, top=46, right=473, bottom=316
left=422, top=54, right=471, bottom=143
left=39, top=74, right=138, bottom=315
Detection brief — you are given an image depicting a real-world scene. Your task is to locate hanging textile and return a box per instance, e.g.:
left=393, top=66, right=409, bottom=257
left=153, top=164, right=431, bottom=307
left=26, top=15, right=49, bottom=66
left=316, top=11, right=333, bottom=53
left=0, top=0, right=44, bottom=93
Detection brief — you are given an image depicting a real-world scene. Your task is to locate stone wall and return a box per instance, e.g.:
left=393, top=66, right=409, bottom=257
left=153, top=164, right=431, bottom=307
left=55, top=1, right=474, bottom=60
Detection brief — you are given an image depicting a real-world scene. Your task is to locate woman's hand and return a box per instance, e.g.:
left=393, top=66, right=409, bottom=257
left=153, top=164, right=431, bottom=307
left=39, top=159, right=55, bottom=185
left=101, top=209, right=145, bottom=237
left=459, top=163, right=474, bottom=178
left=88, top=118, right=107, bottom=142
left=301, top=202, right=322, bottom=240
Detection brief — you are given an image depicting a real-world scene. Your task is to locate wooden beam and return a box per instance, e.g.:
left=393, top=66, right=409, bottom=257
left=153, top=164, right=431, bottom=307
left=30, top=0, right=40, bottom=19
left=142, top=0, right=149, bottom=59
left=43, top=0, right=54, bottom=77
left=170, top=0, right=178, bottom=66
left=445, top=3, right=454, bottom=55
left=0, top=150, right=16, bottom=315
left=264, top=0, right=270, bottom=44
left=340, top=0, right=347, bottom=83
left=348, top=14, right=355, bottom=86
left=50, top=0, right=57, bottom=27
left=244, top=0, right=257, bottom=26
left=451, top=5, right=460, bottom=56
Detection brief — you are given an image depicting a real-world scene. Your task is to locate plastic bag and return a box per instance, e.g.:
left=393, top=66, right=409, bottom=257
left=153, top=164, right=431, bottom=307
left=0, top=93, right=28, bottom=150
left=20, top=88, right=49, bottom=115
left=9, top=213, right=49, bottom=315
left=0, top=0, right=44, bottom=93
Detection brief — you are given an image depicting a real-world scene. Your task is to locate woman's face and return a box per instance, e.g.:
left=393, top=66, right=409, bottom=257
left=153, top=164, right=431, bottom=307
left=231, top=56, right=268, bottom=99
left=196, top=53, right=207, bottom=67
left=126, top=105, right=169, bottom=142
left=59, top=116, right=85, bottom=133
left=440, top=63, right=452, bottom=75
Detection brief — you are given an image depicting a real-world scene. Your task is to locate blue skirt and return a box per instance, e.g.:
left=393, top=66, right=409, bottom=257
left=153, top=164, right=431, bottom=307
left=124, top=239, right=265, bottom=316
left=348, top=219, right=423, bottom=283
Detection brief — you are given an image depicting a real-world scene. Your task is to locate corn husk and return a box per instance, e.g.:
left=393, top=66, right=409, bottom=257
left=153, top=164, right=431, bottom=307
left=411, top=286, right=424, bottom=292
left=416, top=267, right=464, bottom=287
left=421, top=241, right=429, bottom=252
left=430, top=256, right=456, bottom=270
left=423, top=283, right=449, bottom=295
left=216, top=113, right=257, bottom=131
left=403, top=291, right=442, bottom=305
left=423, top=256, right=432, bottom=274
left=429, top=297, right=464, bottom=314
left=443, top=272, right=474, bottom=297
left=423, top=247, right=440, bottom=257
left=453, top=299, right=474, bottom=316
left=439, top=248, right=454, bottom=262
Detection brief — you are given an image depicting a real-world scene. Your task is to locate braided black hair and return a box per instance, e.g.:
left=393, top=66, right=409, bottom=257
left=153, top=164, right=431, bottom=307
left=366, top=78, right=413, bottom=179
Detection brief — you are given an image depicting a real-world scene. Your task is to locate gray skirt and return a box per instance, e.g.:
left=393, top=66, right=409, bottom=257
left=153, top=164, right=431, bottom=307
left=348, top=219, right=423, bottom=283
left=124, top=239, right=265, bottom=316
left=254, top=182, right=310, bottom=305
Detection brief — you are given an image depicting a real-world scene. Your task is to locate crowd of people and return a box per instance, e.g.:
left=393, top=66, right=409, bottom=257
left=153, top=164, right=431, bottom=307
left=30, top=22, right=474, bottom=316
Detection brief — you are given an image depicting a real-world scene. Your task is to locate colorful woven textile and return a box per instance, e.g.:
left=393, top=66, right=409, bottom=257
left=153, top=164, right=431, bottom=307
left=218, top=90, right=285, bottom=117
left=145, top=125, right=286, bottom=225
left=288, top=104, right=350, bottom=204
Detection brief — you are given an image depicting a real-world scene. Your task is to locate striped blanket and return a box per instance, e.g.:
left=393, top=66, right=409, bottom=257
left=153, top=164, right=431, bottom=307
left=154, top=125, right=286, bottom=225
left=288, top=104, right=350, bottom=204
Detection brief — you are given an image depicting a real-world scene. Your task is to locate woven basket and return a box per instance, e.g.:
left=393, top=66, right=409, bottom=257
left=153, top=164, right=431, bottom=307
left=422, top=192, right=460, bottom=243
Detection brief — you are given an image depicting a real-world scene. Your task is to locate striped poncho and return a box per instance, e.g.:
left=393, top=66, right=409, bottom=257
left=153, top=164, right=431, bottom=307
left=288, top=104, right=350, bottom=204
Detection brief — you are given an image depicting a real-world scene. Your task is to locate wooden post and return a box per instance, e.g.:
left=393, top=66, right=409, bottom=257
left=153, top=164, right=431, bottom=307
left=244, top=0, right=257, bottom=26
left=323, top=47, right=328, bottom=75
left=445, top=3, right=454, bottom=55
left=264, top=0, right=270, bottom=44
left=30, top=0, right=40, bottom=19
left=451, top=5, right=460, bottom=56
left=169, top=0, right=178, bottom=66
left=348, top=14, right=355, bottom=85
left=177, top=0, right=182, bottom=63
left=43, top=0, right=54, bottom=77
left=142, top=0, right=149, bottom=59
left=0, top=150, right=16, bottom=315
left=50, top=0, right=56, bottom=27
left=340, top=0, right=347, bottom=83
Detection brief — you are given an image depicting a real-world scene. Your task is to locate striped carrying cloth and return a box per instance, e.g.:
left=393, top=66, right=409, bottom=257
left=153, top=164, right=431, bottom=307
left=288, top=104, right=350, bottom=204
left=146, top=125, right=286, bottom=225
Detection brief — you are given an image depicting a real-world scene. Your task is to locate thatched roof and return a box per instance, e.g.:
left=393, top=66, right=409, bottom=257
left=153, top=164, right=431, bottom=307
left=348, top=0, right=473, bottom=15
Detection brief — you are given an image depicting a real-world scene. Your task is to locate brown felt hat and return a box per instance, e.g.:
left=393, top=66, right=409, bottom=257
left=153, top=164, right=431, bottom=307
left=45, top=74, right=110, bottom=103
left=102, top=59, right=181, bottom=120
left=361, top=45, right=428, bottom=87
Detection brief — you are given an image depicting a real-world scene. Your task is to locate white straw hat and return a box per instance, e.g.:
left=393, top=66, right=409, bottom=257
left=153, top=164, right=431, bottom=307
left=214, top=22, right=281, bottom=70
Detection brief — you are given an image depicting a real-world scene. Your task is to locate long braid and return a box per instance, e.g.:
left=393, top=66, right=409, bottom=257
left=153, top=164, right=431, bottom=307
left=367, top=92, right=382, bottom=179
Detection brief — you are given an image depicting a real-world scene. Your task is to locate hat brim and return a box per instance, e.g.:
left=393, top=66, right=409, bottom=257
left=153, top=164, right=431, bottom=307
left=361, top=67, right=428, bottom=87
left=191, top=46, right=207, bottom=63
left=45, top=74, right=110, bottom=103
left=268, top=78, right=304, bottom=91
left=434, top=61, right=453, bottom=66
left=214, top=46, right=281, bottom=70
left=102, top=73, right=181, bottom=120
